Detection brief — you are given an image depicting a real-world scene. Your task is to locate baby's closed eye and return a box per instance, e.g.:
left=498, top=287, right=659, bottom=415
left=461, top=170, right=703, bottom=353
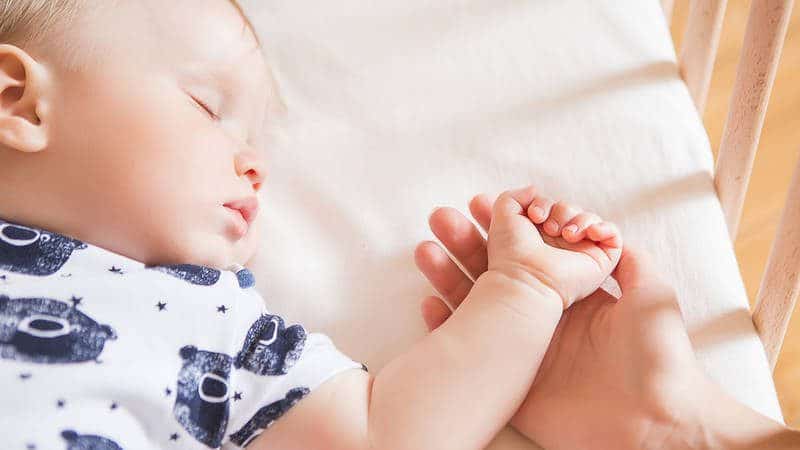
left=188, top=93, right=220, bottom=121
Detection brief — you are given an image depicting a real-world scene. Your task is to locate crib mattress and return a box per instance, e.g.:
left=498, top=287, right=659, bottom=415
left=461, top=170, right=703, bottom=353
left=240, top=0, right=783, bottom=443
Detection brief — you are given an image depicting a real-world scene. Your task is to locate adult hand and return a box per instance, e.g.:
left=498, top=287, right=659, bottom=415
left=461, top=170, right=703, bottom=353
left=414, top=194, right=706, bottom=450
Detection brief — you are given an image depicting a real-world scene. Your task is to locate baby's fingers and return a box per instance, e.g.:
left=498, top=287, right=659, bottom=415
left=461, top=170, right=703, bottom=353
left=526, top=196, right=554, bottom=224
left=586, top=221, right=622, bottom=248
left=562, top=212, right=601, bottom=243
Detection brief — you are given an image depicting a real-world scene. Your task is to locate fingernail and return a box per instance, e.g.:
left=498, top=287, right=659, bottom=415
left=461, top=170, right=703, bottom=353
left=564, top=224, right=578, bottom=234
left=545, top=220, right=559, bottom=234
left=532, top=206, right=545, bottom=219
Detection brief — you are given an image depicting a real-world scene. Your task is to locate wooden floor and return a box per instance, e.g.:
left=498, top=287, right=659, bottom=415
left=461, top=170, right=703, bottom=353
left=669, top=1, right=800, bottom=426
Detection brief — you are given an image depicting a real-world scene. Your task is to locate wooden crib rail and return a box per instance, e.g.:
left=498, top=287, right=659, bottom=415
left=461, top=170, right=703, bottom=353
left=675, top=0, right=795, bottom=370
left=679, top=0, right=728, bottom=113
left=714, top=0, right=793, bottom=241
left=753, top=150, right=800, bottom=370
left=672, top=0, right=800, bottom=370
left=712, top=0, right=794, bottom=370
left=662, top=0, right=676, bottom=24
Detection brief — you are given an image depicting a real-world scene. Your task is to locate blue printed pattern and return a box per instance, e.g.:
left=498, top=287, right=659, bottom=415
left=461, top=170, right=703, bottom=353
left=174, top=345, right=233, bottom=448
left=0, top=295, right=116, bottom=364
left=0, top=219, right=86, bottom=276
left=147, top=264, right=221, bottom=286
left=235, top=268, right=255, bottom=288
left=228, top=387, right=310, bottom=447
left=61, top=430, right=123, bottom=449
left=234, top=314, right=306, bottom=376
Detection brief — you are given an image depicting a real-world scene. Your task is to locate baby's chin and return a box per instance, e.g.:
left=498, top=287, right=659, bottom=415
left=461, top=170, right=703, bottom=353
left=142, top=229, right=258, bottom=271
left=194, top=240, right=258, bottom=271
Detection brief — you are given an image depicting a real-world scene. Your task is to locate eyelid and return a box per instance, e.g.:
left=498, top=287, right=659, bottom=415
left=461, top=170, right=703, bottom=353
left=190, top=94, right=220, bottom=121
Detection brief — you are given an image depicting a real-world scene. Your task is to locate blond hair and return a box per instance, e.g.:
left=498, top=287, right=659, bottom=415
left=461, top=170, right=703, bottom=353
left=0, top=0, right=256, bottom=46
left=0, top=0, right=82, bottom=46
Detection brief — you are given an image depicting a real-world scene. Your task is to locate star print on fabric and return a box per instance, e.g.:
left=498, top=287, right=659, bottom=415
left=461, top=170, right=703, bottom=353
left=56, top=399, right=66, bottom=408
left=165, top=387, right=172, bottom=397
left=109, top=266, right=123, bottom=274
left=110, top=402, right=118, bottom=410
left=70, top=295, right=82, bottom=307
left=233, top=391, right=243, bottom=401
left=217, top=305, right=228, bottom=314
left=19, top=372, right=32, bottom=380
left=169, top=433, right=179, bottom=441
left=26, top=444, right=36, bottom=450
left=156, top=301, right=167, bottom=311
left=0, top=274, right=6, bottom=281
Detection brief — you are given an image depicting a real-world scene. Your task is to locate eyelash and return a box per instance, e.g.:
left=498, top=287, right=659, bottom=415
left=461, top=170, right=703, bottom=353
left=191, top=95, right=219, bottom=121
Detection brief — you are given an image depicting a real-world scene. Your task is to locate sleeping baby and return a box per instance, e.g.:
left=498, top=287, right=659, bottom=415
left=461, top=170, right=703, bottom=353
left=0, top=1, right=623, bottom=449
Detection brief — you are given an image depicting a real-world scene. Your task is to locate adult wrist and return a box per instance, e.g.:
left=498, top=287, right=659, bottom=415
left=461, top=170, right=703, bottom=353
left=655, top=373, right=798, bottom=450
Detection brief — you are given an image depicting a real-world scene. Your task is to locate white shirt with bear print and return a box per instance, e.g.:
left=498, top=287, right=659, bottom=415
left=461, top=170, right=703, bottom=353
left=0, top=217, right=367, bottom=450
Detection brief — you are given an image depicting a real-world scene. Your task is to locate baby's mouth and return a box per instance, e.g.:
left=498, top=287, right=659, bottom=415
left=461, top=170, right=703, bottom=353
left=223, top=197, right=259, bottom=226
left=222, top=196, right=259, bottom=238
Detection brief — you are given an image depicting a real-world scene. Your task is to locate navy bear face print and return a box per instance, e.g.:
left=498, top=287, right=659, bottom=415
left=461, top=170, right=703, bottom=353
left=61, top=430, right=123, bottom=450
left=234, top=314, right=306, bottom=376
left=174, top=345, right=233, bottom=448
left=147, top=264, right=221, bottom=286
left=228, top=387, right=310, bottom=447
left=0, top=219, right=87, bottom=276
left=0, top=296, right=116, bottom=364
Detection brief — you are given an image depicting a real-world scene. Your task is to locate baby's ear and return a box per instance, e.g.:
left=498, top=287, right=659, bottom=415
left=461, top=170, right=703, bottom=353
left=0, top=44, right=50, bottom=153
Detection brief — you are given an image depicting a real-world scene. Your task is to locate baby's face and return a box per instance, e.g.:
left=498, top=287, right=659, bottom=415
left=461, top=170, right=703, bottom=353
left=17, top=1, right=278, bottom=269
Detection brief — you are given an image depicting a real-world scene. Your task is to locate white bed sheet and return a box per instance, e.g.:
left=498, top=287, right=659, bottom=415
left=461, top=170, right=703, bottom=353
left=240, top=0, right=784, bottom=445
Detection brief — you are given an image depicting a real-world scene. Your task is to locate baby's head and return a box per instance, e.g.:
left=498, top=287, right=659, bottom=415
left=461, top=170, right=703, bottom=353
left=0, top=0, right=285, bottom=269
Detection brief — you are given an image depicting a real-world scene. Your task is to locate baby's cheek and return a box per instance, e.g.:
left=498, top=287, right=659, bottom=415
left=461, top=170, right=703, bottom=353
left=135, top=221, right=215, bottom=268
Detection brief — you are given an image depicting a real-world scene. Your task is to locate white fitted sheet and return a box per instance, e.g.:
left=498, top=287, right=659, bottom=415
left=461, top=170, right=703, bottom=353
left=240, top=0, right=784, bottom=444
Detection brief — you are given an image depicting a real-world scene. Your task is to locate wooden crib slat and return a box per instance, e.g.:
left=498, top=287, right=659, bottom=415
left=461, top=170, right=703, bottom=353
left=714, top=0, right=793, bottom=240
left=679, top=0, right=728, bottom=113
left=753, top=149, right=800, bottom=371
left=662, top=0, right=676, bottom=24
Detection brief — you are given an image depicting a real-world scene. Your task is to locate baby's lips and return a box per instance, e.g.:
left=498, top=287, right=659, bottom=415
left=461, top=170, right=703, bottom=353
left=223, top=196, right=259, bottom=225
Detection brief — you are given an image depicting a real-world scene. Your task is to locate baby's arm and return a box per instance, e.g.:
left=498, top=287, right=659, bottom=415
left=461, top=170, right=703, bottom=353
left=249, top=270, right=563, bottom=450
left=249, top=185, right=621, bottom=450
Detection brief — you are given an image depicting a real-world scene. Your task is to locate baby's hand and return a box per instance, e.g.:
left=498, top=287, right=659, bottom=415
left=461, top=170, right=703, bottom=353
left=485, top=185, right=622, bottom=309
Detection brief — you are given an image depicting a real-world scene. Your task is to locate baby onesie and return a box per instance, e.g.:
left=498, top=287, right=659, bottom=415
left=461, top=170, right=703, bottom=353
left=0, top=217, right=367, bottom=449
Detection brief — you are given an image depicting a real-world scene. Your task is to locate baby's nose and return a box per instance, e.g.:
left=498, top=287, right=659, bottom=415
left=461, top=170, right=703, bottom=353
left=235, top=151, right=267, bottom=191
